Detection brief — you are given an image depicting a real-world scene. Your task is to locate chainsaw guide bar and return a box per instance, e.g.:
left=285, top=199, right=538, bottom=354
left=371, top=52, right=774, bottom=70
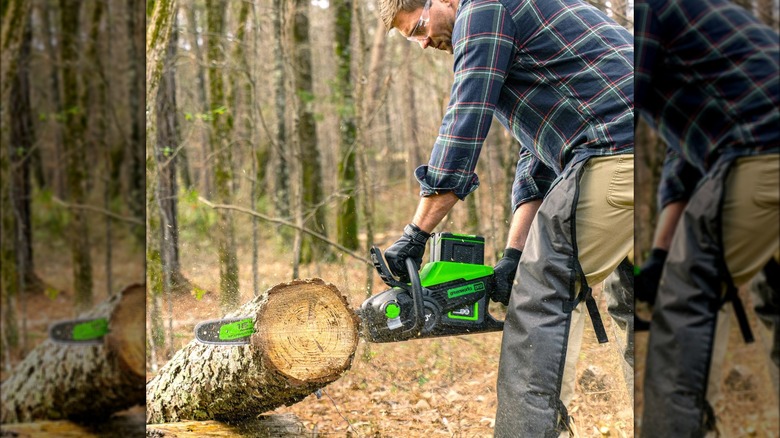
left=49, top=318, right=110, bottom=345
left=194, top=317, right=255, bottom=345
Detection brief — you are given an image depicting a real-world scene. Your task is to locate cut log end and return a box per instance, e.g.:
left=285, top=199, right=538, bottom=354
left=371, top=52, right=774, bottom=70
left=253, top=278, right=359, bottom=384
left=107, top=283, right=146, bottom=377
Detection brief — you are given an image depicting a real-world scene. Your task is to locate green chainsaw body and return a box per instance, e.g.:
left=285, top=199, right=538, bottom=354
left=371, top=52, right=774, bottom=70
left=359, top=234, right=504, bottom=343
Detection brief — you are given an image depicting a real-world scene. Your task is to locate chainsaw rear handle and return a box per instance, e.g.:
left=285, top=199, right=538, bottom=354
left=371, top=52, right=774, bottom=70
left=369, top=246, right=425, bottom=336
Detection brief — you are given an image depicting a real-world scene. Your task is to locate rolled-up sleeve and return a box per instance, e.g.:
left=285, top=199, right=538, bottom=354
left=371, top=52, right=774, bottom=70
left=511, top=148, right=557, bottom=210
left=657, top=147, right=703, bottom=208
left=417, top=0, right=516, bottom=200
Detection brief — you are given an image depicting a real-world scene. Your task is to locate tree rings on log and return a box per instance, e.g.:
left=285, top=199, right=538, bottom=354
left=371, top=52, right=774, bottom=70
left=252, top=279, right=360, bottom=385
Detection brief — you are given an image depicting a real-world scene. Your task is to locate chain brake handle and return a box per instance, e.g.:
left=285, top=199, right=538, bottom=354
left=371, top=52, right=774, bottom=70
left=369, top=246, right=425, bottom=336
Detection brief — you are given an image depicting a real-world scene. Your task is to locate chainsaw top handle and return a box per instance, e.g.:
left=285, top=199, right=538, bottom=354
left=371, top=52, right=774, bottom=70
left=369, top=246, right=425, bottom=336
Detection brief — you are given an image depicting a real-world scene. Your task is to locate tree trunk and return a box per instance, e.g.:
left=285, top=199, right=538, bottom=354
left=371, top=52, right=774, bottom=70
left=185, top=4, right=212, bottom=195
left=206, top=0, right=240, bottom=312
left=0, top=284, right=146, bottom=423
left=146, top=279, right=359, bottom=423
left=8, top=5, right=40, bottom=295
left=155, top=19, right=192, bottom=296
left=334, top=0, right=359, bottom=252
left=146, top=0, right=177, bottom=108
left=60, top=0, right=93, bottom=312
left=146, top=414, right=308, bottom=437
left=293, top=0, right=328, bottom=263
left=126, top=0, right=145, bottom=243
left=272, top=0, right=290, bottom=220
left=37, top=0, right=66, bottom=198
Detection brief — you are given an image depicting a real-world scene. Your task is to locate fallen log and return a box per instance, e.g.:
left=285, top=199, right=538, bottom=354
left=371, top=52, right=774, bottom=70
left=145, top=414, right=308, bottom=437
left=146, top=278, right=359, bottom=423
left=1, top=284, right=146, bottom=423
left=0, top=407, right=145, bottom=437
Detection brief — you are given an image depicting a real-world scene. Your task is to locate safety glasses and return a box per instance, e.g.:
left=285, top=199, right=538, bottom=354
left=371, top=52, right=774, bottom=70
left=406, top=0, right=432, bottom=43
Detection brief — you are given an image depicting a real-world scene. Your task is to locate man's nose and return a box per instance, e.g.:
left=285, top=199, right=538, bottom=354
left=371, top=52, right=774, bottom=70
left=420, top=37, right=431, bottom=49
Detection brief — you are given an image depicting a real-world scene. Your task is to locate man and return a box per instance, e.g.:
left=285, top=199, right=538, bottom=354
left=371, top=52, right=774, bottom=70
left=634, top=0, right=779, bottom=435
left=377, top=0, right=634, bottom=435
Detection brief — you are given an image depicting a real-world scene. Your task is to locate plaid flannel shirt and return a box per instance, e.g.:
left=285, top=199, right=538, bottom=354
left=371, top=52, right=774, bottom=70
left=415, top=0, right=634, bottom=210
left=635, top=0, right=780, bottom=208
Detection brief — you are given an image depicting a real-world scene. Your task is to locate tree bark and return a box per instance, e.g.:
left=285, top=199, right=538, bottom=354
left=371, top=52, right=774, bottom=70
left=60, top=0, right=93, bottom=312
left=146, top=278, right=359, bottom=423
left=146, top=414, right=308, bottom=437
left=185, top=4, right=212, bottom=194
left=155, top=18, right=192, bottom=296
left=272, top=0, right=290, bottom=220
left=293, top=0, right=328, bottom=263
left=334, top=0, right=359, bottom=252
left=205, top=0, right=240, bottom=312
left=0, top=284, right=146, bottom=423
left=8, top=4, right=40, bottom=295
left=125, top=0, right=145, bottom=243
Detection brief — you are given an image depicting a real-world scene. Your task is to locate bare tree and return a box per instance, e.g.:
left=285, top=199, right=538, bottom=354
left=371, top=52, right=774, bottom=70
left=60, top=0, right=93, bottom=312
left=293, top=0, right=328, bottom=263
left=206, top=0, right=240, bottom=311
left=334, top=0, right=359, bottom=251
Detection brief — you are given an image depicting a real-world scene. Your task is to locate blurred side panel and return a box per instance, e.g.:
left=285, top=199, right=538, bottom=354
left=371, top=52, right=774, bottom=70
left=1, top=0, right=146, bottom=436
left=634, top=0, right=779, bottom=436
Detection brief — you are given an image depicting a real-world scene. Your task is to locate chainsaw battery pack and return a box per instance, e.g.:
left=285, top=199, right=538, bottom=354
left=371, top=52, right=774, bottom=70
left=430, top=233, right=484, bottom=265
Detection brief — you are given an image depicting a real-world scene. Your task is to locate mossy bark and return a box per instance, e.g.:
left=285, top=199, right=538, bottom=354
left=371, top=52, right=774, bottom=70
left=60, top=0, right=93, bottom=312
left=334, top=0, right=359, bottom=252
left=206, top=0, right=240, bottom=312
left=293, top=0, right=328, bottom=263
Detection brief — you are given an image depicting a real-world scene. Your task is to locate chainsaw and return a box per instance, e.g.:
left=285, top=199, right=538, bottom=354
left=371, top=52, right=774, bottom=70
left=194, top=233, right=505, bottom=345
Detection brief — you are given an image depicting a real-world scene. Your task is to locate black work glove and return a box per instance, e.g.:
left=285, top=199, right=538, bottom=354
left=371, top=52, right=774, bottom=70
left=635, top=248, right=668, bottom=306
left=491, top=247, right=522, bottom=305
left=385, top=224, right=430, bottom=282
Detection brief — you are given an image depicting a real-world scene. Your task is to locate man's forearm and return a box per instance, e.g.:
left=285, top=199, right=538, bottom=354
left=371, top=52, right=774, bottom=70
left=506, top=199, right=543, bottom=251
left=652, top=200, right=687, bottom=250
left=412, top=192, right=460, bottom=233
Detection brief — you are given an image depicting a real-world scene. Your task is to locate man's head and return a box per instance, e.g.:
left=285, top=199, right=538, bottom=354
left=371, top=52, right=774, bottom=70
left=379, top=0, right=458, bottom=53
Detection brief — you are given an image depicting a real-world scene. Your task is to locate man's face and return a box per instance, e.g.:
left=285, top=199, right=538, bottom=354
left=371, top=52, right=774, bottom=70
left=394, top=0, right=456, bottom=54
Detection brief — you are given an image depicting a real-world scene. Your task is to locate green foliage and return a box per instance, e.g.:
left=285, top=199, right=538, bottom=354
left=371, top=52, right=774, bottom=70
left=178, top=188, right=217, bottom=240
left=297, top=90, right=316, bottom=104
left=193, top=286, right=207, bottom=301
left=183, top=105, right=227, bottom=122
left=45, top=286, right=60, bottom=300
left=31, top=188, right=71, bottom=237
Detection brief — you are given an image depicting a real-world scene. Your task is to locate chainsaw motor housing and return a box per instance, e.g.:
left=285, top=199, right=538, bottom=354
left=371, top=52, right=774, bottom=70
left=360, top=234, right=504, bottom=343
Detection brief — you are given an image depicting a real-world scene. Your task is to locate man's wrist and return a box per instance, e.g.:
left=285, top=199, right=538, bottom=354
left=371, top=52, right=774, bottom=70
left=503, top=247, right=522, bottom=261
left=405, top=223, right=431, bottom=243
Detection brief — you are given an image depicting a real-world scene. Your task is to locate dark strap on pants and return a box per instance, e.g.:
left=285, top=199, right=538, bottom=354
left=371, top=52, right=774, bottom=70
left=548, top=398, right=572, bottom=438
left=564, top=158, right=609, bottom=344
left=723, top=284, right=754, bottom=343
left=563, top=286, right=609, bottom=343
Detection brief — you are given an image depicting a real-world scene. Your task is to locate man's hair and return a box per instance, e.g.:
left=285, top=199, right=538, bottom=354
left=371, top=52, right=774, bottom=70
left=378, top=0, right=428, bottom=31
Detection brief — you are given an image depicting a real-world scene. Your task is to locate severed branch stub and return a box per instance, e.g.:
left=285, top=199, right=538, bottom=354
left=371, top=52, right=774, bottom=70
left=146, top=278, right=360, bottom=423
